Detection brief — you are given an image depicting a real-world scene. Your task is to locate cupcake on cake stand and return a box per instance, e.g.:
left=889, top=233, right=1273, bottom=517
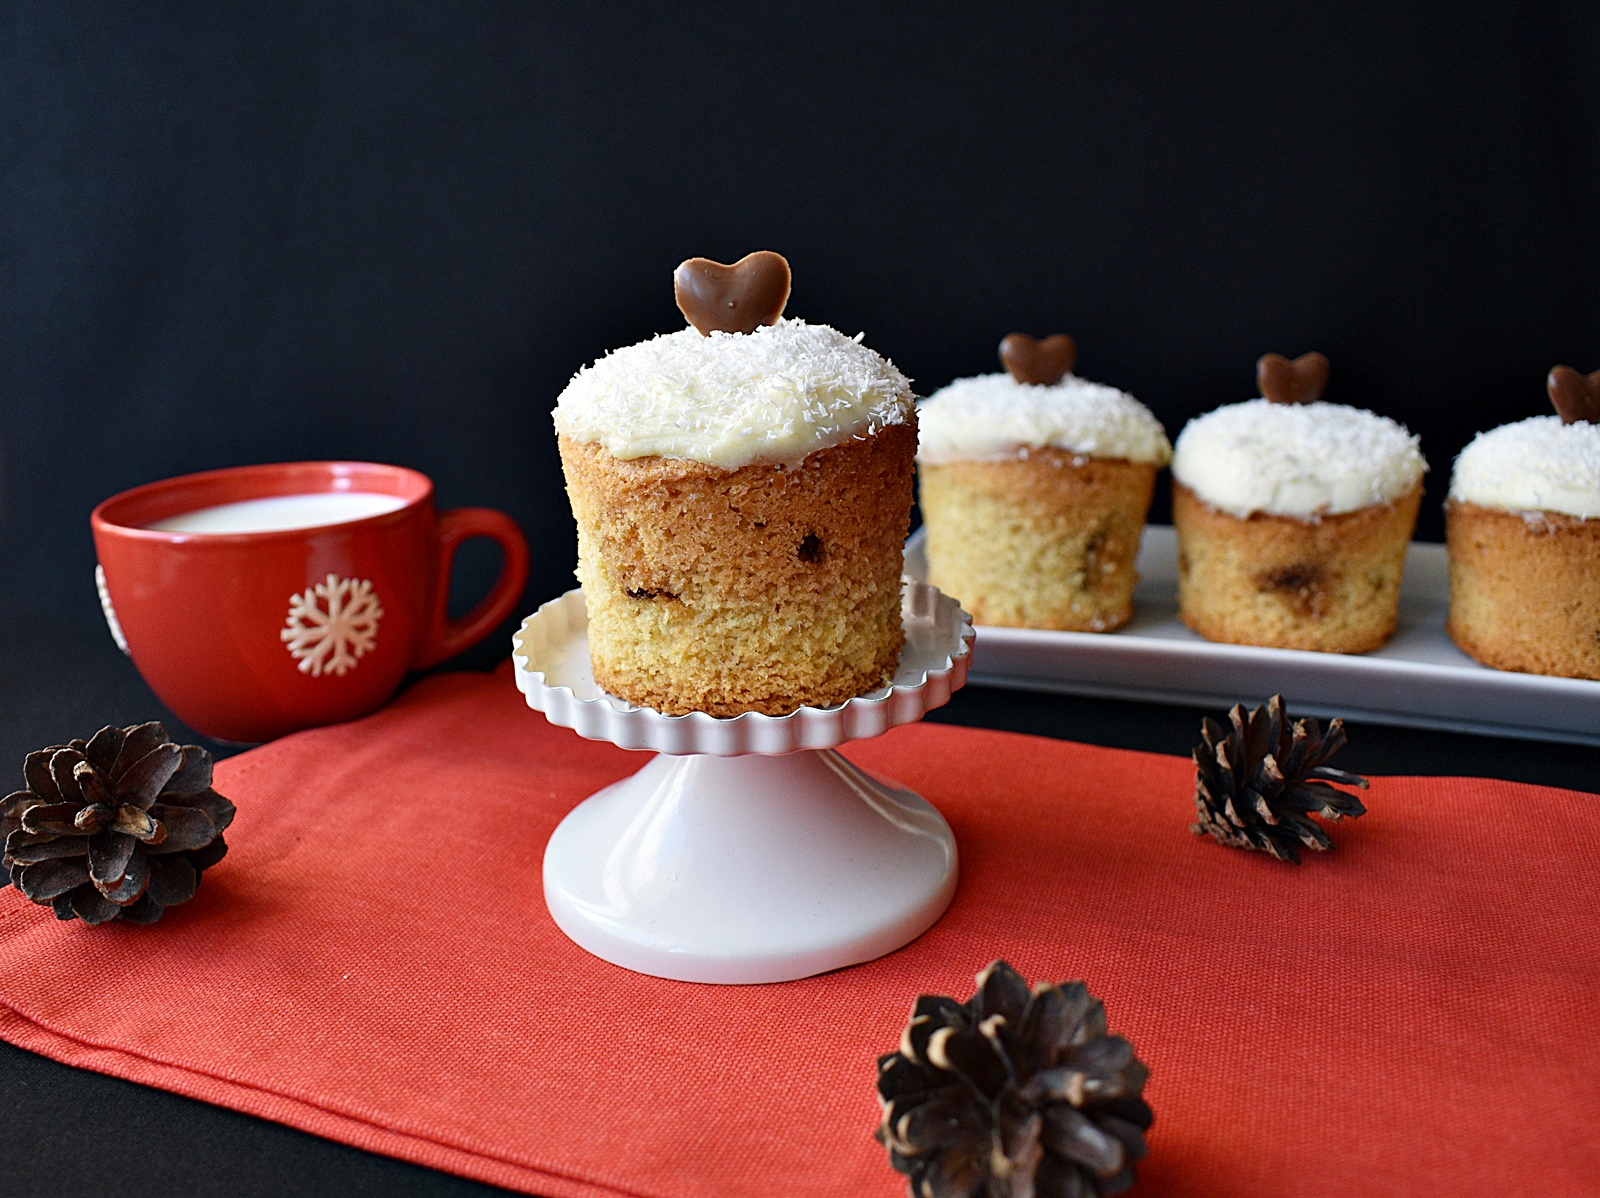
left=513, top=579, right=973, bottom=984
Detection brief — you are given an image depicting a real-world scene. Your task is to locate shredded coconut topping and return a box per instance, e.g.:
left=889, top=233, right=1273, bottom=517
left=553, top=319, right=914, bottom=469
left=916, top=373, right=1171, bottom=466
left=1172, top=398, right=1426, bottom=518
left=1449, top=415, right=1600, bottom=519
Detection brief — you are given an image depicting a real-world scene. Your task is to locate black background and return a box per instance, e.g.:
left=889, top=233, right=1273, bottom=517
left=3, top=5, right=1599, bottom=1195
left=7, top=4, right=1600, bottom=627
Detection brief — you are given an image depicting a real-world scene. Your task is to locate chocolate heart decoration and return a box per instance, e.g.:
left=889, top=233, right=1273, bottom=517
left=999, top=333, right=1077, bottom=386
left=1547, top=365, right=1600, bottom=425
left=1257, top=352, right=1330, bottom=405
left=673, top=251, right=792, bottom=336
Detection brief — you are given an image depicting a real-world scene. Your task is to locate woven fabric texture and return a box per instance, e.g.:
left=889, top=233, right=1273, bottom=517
left=2, top=665, right=1597, bottom=1196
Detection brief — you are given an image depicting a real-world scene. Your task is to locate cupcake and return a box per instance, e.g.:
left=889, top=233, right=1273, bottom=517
left=553, top=252, right=916, bottom=717
left=1445, top=366, right=1600, bottom=679
left=1170, top=353, right=1426, bottom=653
left=917, top=334, right=1171, bottom=631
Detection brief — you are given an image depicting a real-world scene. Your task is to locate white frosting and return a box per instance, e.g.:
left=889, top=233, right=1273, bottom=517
left=1448, top=415, right=1600, bottom=519
left=915, top=373, right=1171, bottom=466
left=1171, top=398, right=1426, bottom=518
left=552, top=319, right=913, bottom=469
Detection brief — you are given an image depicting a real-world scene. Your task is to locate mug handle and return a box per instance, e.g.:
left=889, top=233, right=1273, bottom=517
left=415, top=507, right=531, bottom=669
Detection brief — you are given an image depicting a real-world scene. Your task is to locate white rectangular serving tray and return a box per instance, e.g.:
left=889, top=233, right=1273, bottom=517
left=905, top=526, right=1600, bottom=746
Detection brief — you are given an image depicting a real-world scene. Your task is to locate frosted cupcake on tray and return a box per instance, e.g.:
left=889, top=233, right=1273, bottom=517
left=917, top=333, right=1172, bottom=631
left=1170, top=352, right=1426, bottom=653
left=1446, top=366, right=1600, bottom=680
left=553, top=251, right=916, bottom=717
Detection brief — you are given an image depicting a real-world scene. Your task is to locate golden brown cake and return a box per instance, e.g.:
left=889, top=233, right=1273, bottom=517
left=560, top=424, right=914, bottom=715
left=1169, top=361, right=1427, bottom=654
left=916, top=338, right=1171, bottom=631
left=1173, top=480, right=1422, bottom=653
left=921, top=453, right=1160, bottom=631
left=1445, top=405, right=1600, bottom=679
left=553, top=259, right=916, bottom=716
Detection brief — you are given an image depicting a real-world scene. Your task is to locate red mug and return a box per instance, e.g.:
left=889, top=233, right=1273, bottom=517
left=91, top=461, right=530, bottom=742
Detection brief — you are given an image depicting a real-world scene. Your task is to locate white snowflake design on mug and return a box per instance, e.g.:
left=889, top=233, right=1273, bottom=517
left=281, top=574, right=384, bottom=677
left=95, top=564, right=131, bottom=655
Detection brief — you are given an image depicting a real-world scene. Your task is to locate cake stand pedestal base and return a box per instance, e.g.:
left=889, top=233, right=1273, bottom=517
left=543, top=748, right=957, bottom=984
left=514, top=582, right=973, bottom=984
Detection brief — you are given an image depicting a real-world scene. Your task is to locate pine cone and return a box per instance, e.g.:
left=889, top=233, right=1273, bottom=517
left=1191, top=694, right=1368, bottom=863
left=2, top=722, right=235, bottom=925
left=876, top=961, right=1153, bottom=1198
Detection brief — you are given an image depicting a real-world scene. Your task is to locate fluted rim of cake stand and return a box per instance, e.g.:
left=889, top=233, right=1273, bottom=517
left=511, top=580, right=974, bottom=756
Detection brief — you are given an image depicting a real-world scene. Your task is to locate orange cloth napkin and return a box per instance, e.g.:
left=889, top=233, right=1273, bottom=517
left=2, top=665, right=1598, bottom=1197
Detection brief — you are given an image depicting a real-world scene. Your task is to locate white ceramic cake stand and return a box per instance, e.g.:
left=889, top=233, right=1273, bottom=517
left=512, top=581, right=974, bottom=985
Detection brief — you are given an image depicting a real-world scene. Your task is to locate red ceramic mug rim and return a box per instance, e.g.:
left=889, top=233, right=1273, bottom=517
left=91, top=461, right=434, bottom=544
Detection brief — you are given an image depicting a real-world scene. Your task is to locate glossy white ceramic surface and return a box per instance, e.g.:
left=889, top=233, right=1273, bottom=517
left=513, top=579, right=973, bottom=983
left=542, top=749, right=958, bottom=983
